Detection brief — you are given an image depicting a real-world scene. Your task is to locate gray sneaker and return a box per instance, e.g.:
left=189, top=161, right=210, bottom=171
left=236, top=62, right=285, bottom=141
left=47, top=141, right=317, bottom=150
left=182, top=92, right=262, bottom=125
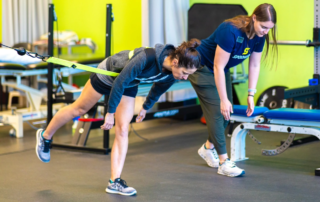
left=106, top=178, right=137, bottom=196
left=35, top=129, right=51, bottom=163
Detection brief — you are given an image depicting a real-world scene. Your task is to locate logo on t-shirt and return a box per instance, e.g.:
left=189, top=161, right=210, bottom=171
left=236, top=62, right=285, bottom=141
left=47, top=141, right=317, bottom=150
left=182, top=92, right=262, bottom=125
left=236, top=36, right=244, bottom=43
left=242, top=48, right=250, bottom=55
left=232, top=54, right=251, bottom=59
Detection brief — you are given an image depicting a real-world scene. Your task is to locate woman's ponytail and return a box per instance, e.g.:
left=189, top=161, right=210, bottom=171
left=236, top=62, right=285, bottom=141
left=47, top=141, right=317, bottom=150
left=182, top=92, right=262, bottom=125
left=170, top=38, right=202, bottom=69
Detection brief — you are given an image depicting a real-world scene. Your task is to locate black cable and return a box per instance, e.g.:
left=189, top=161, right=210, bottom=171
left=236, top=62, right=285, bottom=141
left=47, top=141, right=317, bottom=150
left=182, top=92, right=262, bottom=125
left=1, top=44, right=27, bottom=56
left=130, top=123, right=148, bottom=141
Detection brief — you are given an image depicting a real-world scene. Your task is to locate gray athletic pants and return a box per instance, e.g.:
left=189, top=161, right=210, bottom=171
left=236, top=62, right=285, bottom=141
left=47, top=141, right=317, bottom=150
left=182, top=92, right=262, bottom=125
left=188, top=66, right=233, bottom=155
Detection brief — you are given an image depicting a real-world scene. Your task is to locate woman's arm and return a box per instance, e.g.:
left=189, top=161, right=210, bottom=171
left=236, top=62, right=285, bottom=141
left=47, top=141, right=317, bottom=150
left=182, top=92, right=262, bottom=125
left=214, top=45, right=232, bottom=120
left=143, top=78, right=176, bottom=110
left=136, top=78, right=176, bottom=123
left=246, top=51, right=262, bottom=116
left=101, top=52, right=147, bottom=130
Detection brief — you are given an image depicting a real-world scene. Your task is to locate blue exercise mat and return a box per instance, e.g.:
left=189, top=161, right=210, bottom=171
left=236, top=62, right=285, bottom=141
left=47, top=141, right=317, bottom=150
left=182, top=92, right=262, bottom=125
left=264, top=108, right=320, bottom=121
left=233, top=105, right=269, bottom=117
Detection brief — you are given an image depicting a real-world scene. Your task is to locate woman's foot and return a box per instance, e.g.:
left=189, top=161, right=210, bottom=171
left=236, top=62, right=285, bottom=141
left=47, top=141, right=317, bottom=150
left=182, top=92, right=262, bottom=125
left=106, top=178, right=137, bottom=196
left=198, top=143, right=219, bottom=168
left=217, top=159, right=245, bottom=177
left=35, top=129, right=51, bottom=163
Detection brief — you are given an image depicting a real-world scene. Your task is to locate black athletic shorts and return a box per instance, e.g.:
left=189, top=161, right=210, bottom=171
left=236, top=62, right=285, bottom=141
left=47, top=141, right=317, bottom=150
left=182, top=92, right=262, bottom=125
left=90, top=73, right=138, bottom=98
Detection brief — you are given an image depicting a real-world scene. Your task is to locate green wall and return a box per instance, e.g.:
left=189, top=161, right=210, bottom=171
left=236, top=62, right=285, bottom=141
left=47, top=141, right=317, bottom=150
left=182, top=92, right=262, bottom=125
left=190, top=0, right=314, bottom=105
left=52, top=0, right=141, bottom=86
left=52, top=0, right=141, bottom=56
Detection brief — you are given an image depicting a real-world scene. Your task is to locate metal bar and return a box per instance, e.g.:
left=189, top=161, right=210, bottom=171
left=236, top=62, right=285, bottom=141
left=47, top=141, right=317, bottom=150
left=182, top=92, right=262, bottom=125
left=284, top=85, right=319, bottom=99
left=284, top=85, right=320, bottom=106
left=280, top=136, right=319, bottom=147
left=315, top=0, right=320, bottom=28
left=13, top=69, right=48, bottom=76
left=106, top=4, right=112, bottom=58
left=47, top=4, right=54, bottom=124
left=314, top=0, right=320, bottom=75
left=270, top=40, right=309, bottom=45
left=78, top=122, right=92, bottom=146
left=71, top=121, right=85, bottom=145
left=103, top=4, right=113, bottom=151
left=50, top=143, right=110, bottom=154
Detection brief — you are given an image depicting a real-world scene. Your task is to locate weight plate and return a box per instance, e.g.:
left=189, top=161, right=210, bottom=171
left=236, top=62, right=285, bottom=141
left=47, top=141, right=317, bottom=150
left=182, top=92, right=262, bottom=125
left=257, top=86, right=294, bottom=109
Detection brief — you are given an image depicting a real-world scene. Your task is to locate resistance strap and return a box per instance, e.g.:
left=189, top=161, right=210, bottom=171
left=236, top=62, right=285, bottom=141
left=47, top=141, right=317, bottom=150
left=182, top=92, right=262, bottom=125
left=47, top=48, right=156, bottom=77
left=46, top=57, right=120, bottom=77
left=1, top=43, right=156, bottom=77
left=48, top=48, right=155, bottom=77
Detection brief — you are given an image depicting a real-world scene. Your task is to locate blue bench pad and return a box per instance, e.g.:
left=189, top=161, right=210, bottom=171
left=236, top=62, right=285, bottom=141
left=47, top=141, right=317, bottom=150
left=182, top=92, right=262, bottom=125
left=264, top=108, right=320, bottom=121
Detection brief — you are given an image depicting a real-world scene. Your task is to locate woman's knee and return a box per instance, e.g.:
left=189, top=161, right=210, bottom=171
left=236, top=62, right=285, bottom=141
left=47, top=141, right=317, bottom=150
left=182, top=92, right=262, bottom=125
left=115, top=124, right=130, bottom=138
left=69, top=104, right=89, bottom=117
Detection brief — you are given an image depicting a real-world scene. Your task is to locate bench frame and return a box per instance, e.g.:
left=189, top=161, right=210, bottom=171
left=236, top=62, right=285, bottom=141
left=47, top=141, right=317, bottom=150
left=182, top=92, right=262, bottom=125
left=230, top=122, right=320, bottom=161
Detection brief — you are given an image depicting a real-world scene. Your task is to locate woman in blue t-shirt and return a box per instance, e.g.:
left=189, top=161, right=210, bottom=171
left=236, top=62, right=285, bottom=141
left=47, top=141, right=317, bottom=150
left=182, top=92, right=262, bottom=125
left=188, top=3, right=278, bottom=177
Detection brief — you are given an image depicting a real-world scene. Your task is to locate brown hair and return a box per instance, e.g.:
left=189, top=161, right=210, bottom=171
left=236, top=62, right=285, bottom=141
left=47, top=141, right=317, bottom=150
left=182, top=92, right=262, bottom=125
left=225, top=3, right=278, bottom=67
left=169, top=38, right=202, bottom=69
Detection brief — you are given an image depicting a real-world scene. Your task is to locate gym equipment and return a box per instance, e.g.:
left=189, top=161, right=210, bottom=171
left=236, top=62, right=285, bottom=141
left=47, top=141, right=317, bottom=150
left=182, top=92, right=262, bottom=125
left=229, top=105, right=320, bottom=175
left=264, top=1, right=320, bottom=149
left=228, top=86, right=294, bottom=136
left=0, top=60, right=100, bottom=137
left=1, top=44, right=119, bottom=77
left=268, top=1, right=320, bottom=108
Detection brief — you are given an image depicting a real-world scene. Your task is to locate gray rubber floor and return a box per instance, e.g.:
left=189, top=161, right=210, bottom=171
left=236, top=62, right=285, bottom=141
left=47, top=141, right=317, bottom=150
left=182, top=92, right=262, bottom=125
left=0, top=118, right=319, bottom=202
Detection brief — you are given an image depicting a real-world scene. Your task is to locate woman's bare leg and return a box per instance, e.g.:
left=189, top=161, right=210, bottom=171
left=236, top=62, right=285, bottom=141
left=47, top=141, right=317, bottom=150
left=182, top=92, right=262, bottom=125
left=110, top=95, right=135, bottom=181
left=43, top=80, right=102, bottom=140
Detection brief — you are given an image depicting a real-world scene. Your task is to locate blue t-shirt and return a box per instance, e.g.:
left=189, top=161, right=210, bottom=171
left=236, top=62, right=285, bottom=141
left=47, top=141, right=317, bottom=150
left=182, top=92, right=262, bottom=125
left=196, top=22, right=266, bottom=73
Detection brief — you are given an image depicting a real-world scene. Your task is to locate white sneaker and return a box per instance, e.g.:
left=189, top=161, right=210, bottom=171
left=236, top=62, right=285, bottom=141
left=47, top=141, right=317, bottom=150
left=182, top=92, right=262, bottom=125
left=217, top=159, right=245, bottom=177
left=198, top=144, right=219, bottom=168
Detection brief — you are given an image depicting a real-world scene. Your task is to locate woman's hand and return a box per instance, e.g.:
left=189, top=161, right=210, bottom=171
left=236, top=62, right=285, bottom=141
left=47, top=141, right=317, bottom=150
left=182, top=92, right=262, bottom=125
left=246, top=96, right=255, bottom=116
left=100, top=113, right=115, bottom=130
left=136, top=108, right=147, bottom=123
left=220, top=99, right=233, bottom=120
